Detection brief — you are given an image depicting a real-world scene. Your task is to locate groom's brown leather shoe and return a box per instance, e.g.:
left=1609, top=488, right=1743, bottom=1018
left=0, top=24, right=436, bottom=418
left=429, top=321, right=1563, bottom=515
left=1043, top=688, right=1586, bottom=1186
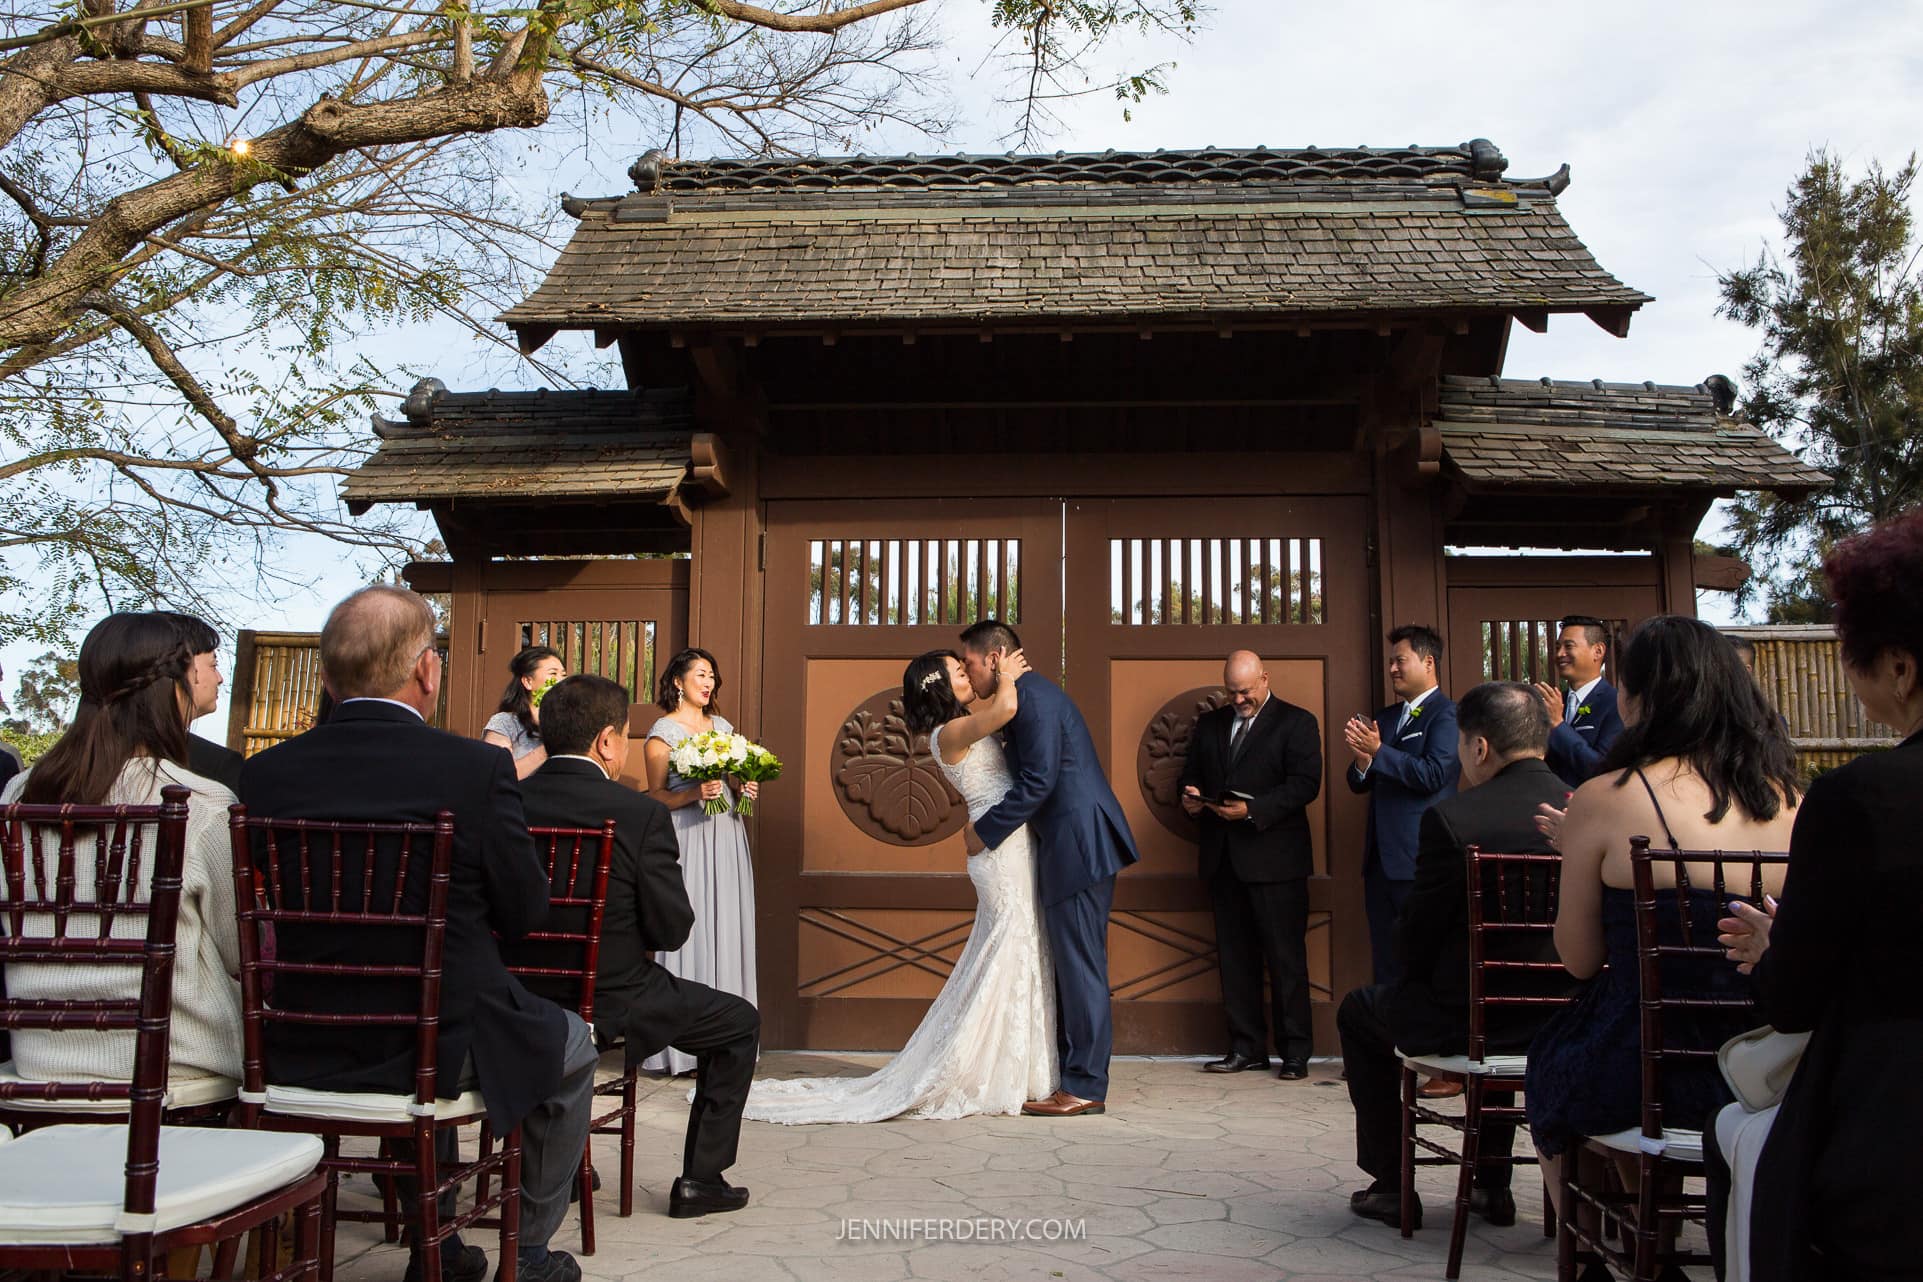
left=1022, top=1090, right=1105, bottom=1117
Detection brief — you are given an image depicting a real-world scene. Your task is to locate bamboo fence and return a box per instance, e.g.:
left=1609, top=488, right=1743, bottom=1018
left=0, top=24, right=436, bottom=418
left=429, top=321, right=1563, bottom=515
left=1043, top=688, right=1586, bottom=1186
left=227, top=630, right=449, bottom=756
left=1722, top=625, right=1898, bottom=775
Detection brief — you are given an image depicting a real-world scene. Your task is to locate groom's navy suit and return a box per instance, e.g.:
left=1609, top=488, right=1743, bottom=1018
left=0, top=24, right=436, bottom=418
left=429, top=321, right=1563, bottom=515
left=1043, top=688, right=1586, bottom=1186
left=974, top=672, right=1140, bottom=1100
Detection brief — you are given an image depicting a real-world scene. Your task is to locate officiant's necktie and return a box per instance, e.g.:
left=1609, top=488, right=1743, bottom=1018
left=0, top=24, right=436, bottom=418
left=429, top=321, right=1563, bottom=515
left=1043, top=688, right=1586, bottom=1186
left=1229, top=715, right=1251, bottom=759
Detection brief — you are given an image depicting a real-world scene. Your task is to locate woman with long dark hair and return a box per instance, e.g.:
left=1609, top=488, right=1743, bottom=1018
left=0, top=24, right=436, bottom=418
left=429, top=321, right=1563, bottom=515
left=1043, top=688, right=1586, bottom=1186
left=482, top=645, right=565, bottom=779
left=640, top=647, right=762, bottom=1075
left=2, top=612, right=243, bottom=1085
left=1525, top=614, right=1801, bottom=1218
left=743, top=642, right=1059, bottom=1123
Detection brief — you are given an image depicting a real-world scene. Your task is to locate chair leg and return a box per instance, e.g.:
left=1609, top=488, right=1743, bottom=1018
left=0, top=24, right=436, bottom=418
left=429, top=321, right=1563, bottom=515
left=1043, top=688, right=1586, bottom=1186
left=618, top=1072, right=637, bottom=1218
left=1555, top=1151, right=1579, bottom=1282
left=416, top=1122, right=442, bottom=1282
left=378, top=1138, right=402, bottom=1243
left=1398, top=1063, right=1418, bottom=1237
left=1543, top=1177, right=1557, bottom=1239
left=1446, top=1077, right=1482, bottom=1280
left=474, top=1121, right=495, bottom=1211
left=578, top=1151, right=596, bottom=1255
left=1632, top=1153, right=1659, bottom=1282
left=318, top=1140, right=342, bottom=1282
left=210, top=1233, right=241, bottom=1279
left=500, top=1127, right=523, bottom=1282
left=296, top=1192, right=324, bottom=1282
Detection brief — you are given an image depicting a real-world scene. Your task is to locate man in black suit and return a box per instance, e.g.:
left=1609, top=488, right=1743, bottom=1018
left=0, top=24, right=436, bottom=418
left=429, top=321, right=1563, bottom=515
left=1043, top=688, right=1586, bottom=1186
left=1532, top=614, right=1624, bottom=789
left=239, top=587, right=593, bottom=1282
left=152, top=612, right=244, bottom=791
left=1179, top=650, right=1323, bottom=1080
left=514, top=675, right=759, bottom=1219
left=1337, top=681, right=1568, bottom=1230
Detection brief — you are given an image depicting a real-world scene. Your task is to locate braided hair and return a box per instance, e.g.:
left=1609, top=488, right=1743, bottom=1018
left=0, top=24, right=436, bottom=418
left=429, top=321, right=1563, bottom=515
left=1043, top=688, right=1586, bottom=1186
left=21, top=613, right=194, bottom=805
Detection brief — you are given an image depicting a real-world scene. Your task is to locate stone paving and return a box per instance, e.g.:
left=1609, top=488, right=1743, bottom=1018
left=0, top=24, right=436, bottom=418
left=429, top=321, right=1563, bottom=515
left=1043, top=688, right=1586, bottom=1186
left=331, top=1051, right=1596, bottom=1282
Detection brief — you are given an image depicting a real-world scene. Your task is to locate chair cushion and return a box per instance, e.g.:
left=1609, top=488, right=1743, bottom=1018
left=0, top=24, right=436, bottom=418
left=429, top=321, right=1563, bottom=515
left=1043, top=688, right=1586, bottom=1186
left=1398, top=1051, right=1529, bottom=1078
left=0, top=1063, right=236, bottom=1114
left=1590, top=1125, right=1704, bottom=1165
left=0, top=1124, right=322, bottom=1244
left=263, top=1084, right=488, bottom=1124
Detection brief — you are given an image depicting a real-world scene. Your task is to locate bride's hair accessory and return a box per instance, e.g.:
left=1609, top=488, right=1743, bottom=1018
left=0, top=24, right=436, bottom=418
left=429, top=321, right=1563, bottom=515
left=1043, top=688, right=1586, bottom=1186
left=920, top=668, right=946, bottom=690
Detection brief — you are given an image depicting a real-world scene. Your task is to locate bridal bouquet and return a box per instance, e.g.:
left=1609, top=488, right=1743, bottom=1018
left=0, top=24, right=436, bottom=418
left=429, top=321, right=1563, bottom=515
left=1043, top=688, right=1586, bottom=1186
left=669, top=731, right=781, bottom=817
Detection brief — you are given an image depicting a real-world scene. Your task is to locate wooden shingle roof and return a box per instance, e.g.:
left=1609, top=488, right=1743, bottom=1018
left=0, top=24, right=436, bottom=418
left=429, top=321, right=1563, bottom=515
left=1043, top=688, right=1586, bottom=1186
left=1437, top=376, right=1829, bottom=495
left=341, top=381, right=694, bottom=512
left=502, top=142, right=1650, bottom=340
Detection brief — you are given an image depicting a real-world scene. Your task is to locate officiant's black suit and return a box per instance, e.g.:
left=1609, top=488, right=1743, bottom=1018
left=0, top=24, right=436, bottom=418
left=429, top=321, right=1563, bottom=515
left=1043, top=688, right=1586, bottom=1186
left=516, top=756, right=756, bottom=1182
left=1179, top=695, right=1323, bottom=1063
left=236, top=699, right=567, bottom=1134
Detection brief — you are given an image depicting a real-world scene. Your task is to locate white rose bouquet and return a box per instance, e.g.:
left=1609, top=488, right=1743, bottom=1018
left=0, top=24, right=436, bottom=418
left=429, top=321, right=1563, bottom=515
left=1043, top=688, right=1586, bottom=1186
left=669, top=726, right=773, bottom=818
left=730, top=742, right=783, bottom=817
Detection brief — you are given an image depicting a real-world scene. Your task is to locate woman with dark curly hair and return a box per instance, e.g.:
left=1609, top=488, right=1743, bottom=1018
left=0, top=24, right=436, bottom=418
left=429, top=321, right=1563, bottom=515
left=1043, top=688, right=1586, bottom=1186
left=640, top=648, right=761, bottom=1075
left=482, top=645, right=566, bottom=779
left=1524, top=614, right=1801, bottom=1226
left=1717, top=510, right=1923, bottom=1281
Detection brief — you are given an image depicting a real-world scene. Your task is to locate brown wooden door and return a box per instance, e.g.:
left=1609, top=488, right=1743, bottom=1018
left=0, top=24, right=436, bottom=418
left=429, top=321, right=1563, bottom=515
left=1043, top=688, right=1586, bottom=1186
left=1061, top=497, right=1374, bottom=1052
left=757, top=498, right=1064, bottom=1051
left=1443, top=556, right=1667, bottom=697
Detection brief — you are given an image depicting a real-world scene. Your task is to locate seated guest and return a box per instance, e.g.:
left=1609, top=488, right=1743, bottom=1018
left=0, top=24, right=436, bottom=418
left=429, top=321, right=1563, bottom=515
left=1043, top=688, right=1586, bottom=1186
left=2, top=612, right=243, bottom=1086
left=1338, top=681, right=1569, bottom=1229
left=1715, top=511, right=1923, bottom=1281
left=516, top=675, right=758, bottom=1217
left=483, top=646, right=566, bottom=779
left=1532, top=614, right=1624, bottom=788
left=151, top=611, right=244, bottom=791
left=239, top=587, right=592, bottom=1282
left=1525, top=615, right=1798, bottom=1222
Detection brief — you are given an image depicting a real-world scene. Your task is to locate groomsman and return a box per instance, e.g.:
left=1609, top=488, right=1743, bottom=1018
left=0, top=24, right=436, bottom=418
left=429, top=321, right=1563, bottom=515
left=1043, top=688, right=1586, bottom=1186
left=1180, top=651, right=1323, bottom=1080
left=1532, top=614, right=1624, bottom=788
left=1345, top=625, right=1458, bottom=986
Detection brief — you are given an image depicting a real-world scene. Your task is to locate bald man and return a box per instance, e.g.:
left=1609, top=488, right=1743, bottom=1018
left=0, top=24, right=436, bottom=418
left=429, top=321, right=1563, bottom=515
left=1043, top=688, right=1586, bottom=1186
left=1180, top=651, right=1324, bottom=1079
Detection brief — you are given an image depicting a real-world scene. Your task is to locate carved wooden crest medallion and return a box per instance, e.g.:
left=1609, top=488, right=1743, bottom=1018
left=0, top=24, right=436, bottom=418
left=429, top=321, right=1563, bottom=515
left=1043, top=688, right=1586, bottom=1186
left=1137, top=686, right=1231, bottom=840
left=833, top=690, right=967, bottom=845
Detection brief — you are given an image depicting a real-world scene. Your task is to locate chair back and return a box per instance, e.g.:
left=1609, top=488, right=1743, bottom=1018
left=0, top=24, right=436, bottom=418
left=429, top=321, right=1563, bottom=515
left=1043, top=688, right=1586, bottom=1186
left=1628, top=835, right=1789, bottom=1143
left=1463, top=846, right=1568, bottom=1063
left=500, top=822, right=617, bottom=1023
left=227, top=805, right=454, bottom=1110
left=0, top=784, right=191, bottom=1225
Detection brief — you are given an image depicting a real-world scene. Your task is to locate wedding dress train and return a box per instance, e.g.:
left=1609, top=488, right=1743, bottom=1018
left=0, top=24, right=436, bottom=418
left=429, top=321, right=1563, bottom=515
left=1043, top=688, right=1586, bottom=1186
left=741, top=724, right=1057, bottom=1122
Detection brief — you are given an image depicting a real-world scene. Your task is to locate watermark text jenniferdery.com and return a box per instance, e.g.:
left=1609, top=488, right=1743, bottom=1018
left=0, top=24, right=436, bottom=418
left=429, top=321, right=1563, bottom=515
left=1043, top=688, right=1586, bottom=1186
left=836, top=1217, right=1087, bottom=1243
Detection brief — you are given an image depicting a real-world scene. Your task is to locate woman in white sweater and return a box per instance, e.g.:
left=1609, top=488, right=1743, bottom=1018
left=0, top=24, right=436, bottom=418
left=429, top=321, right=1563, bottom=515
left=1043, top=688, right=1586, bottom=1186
left=2, top=611, right=243, bottom=1086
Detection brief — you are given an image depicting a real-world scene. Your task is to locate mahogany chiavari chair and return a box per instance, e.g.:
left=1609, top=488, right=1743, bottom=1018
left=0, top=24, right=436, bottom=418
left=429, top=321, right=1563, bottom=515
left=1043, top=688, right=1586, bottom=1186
left=0, top=785, right=327, bottom=1282
left=1557, top=836, right=1790, bottom=1282
left=1400, top=846, right=1572, bottom=1276
left=229, top=804, right=524, bottom=1282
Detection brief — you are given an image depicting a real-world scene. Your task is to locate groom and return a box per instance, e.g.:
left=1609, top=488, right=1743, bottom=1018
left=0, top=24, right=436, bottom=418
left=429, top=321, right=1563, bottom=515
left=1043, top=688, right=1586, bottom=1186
left=960, top=620, right=1140, bottom=1117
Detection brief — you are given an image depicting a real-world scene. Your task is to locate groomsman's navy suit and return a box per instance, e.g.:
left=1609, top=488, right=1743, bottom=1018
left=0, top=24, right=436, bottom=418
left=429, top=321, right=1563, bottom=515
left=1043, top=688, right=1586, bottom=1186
left=1346, top=691, right=1458, bottom=985
left=974, top=672, right=1140, bottom=1101
left=1543, top=678, right=1624, bottom=788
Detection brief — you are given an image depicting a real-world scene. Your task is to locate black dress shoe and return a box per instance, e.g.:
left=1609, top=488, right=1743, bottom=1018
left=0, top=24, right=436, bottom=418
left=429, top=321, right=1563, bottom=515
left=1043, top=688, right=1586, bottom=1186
left=1277, top=1057, right=1309, bottom=1080
left=1349, top=1183, right=1419, bottom=1230
left=1468, top=1186, right=1517, bottom=1226
left=1202, top=1053, right=1270, bottom=1074
left=402, top=1236, right=487, bottom=1282
left=669, top=1175, right=750, bottom=1218
left=502, top=1250, right=579, bottom=1282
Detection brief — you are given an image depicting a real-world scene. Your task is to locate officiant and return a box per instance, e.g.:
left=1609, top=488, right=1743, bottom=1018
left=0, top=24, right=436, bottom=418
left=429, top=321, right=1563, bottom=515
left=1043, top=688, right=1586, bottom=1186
left=1181, top=650, right=1324, bottom=1080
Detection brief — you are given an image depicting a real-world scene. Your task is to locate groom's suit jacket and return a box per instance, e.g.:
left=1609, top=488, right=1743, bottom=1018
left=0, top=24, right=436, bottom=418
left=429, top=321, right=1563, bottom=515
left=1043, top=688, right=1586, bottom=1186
left=974, top=673, right=1141, bottom=906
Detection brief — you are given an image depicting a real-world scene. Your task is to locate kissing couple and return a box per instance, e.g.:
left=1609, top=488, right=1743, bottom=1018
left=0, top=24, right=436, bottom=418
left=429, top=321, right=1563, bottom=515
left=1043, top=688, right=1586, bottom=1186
left=743, top=620, right=1141, bottom=1124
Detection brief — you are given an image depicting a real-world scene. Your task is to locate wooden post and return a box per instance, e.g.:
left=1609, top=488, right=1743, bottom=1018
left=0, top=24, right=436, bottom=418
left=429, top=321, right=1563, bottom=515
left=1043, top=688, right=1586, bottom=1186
left=226, top=630, right=259, bottom=752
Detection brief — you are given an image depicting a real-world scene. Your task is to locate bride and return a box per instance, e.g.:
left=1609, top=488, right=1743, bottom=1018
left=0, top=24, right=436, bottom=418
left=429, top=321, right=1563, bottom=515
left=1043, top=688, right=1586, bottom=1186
left=742, top=646, right=1058, bottom=1123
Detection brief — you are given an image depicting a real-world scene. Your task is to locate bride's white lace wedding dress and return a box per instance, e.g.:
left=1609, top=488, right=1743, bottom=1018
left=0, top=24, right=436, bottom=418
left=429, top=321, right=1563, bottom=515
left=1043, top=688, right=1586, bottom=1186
left=741, top=723, right=1058, bottom=1122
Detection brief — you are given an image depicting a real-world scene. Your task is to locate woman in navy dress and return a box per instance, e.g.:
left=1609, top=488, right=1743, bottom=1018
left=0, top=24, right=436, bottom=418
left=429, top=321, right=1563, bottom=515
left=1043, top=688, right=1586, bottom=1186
left=1526, top=616, right=1801, bottom=1221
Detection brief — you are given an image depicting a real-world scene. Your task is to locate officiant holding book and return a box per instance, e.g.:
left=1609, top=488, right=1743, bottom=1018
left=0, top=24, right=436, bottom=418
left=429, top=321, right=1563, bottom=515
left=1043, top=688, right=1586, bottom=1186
left=1182, top=651, right=1324, bottom=1079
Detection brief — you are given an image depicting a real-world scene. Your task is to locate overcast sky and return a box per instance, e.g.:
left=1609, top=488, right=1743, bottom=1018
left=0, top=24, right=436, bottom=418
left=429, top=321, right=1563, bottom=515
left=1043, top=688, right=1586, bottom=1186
left=8, top=0, right=1923, bottom=722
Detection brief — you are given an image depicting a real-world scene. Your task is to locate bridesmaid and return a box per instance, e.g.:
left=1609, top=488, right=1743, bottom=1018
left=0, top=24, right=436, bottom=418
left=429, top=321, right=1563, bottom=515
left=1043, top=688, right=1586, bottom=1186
left=643, top=647, right=760, bottom=1075
left=482, top=645, right=565, bottom=779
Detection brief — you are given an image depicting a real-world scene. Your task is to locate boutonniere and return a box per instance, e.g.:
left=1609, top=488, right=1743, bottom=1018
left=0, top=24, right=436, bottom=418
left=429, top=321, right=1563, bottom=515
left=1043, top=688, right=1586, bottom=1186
left=1578, top=704, right=1592, bottom=716
left=1407, top=706, right=1422, bottom=719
